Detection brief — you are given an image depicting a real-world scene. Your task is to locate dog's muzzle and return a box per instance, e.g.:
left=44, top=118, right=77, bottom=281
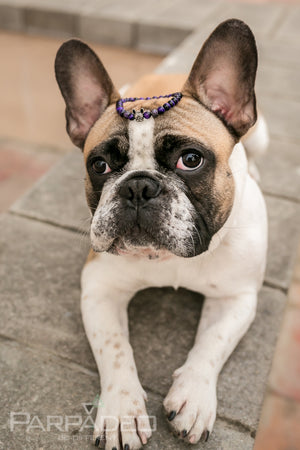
left=118, top=173, right=162, bottom=208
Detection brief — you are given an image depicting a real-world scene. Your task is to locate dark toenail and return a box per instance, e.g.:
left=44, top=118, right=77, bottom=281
left=202, top=430, right=210, bottom=442
left=124, top=444, right=130, bottom=450
left=95, top=437, right=100, bottom=447
left=168, top=410, right=176, bottom=421
left=112, top=447, right=117, bottom=450
left=182, top=429, right=188, bottom=438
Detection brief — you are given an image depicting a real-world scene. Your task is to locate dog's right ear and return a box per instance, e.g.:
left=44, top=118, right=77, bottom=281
left=55, top=39, right=119, bottom=149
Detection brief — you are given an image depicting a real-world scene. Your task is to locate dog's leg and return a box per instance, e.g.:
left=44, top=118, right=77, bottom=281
left=81, top=255, right=151, bottom=450
left=163, top=291, right=257, bottom=444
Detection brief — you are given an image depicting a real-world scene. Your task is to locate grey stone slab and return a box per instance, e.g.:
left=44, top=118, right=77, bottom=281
left=260, top=95, right=300, bottom=142
left=205, top=2, right=284, bottom=38
left=155, top=29, right=205, bottom=74
left=142, top=0, right=222, bottom=28
left=257, top=62, right=300, bottom=103
left=258, top=138, right=300, bottom=202
left=0, top=339, right=253, bottom=449
left=0, top=4, right=23, bottom=31
left=23, top=7, right=78, bottom=38
left=0, top=339, right=97, bottom=449
left=264, top=195, right=300, bottom=290
left=79, top=13, right=134, bottom=47
left=217, top=286, right=286, bottom=430
left=0, top=213, right=92, bottom=367
left=129, top=286, right=286, bottom=431
left=257, top=39, right=300, bottom=69
left=89, top=0, right=177, bottom=22
left=10, top=150, right=90, bottom=234
left=136, top=23, right=191, bottom=55
left=273, top=5, right=300, bottom=43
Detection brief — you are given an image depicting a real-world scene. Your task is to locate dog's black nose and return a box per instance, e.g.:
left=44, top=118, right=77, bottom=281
left=119, top=175, right=161, bottom=207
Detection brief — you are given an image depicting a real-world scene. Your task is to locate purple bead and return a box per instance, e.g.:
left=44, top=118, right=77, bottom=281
left=143, top=111, right=151, bottom=119
left=163, top=102, right=171, bottom=110
left=123, top=111, right=130, bottom=119
left=172, top=97, right=178, bottom=104
left=158, top=106, right=165, bottom=115
left=151, top=108, right=158, bottom=117
left=128, top=113, right=135, bottom=120
left=116, top=106, right=124, bottom=114
left=146, top=97, right=151, bottom=100
left=169, top=100, right=175, bottom=107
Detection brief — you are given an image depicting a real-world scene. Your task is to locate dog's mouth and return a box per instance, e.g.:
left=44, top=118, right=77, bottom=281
left=107, top=236, right=172, bottom=260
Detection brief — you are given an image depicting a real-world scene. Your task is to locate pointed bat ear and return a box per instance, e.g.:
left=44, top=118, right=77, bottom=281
left=183, top=19, right=258, bottom=138
left=55, top=39, right=119, bottom=149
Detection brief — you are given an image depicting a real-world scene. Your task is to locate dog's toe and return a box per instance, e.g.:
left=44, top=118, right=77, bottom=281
left=163, top=366, right=216, bottom=444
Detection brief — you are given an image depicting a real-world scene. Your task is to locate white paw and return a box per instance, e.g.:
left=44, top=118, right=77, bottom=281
left=93, top=383, right=152, bottom=450
left=163, top=366, right=217, bottom=444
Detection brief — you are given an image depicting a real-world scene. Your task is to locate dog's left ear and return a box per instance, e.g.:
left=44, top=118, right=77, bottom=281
left=55, top=39, right=119, bottom=149
left=183, top=19, right=257, bottom=138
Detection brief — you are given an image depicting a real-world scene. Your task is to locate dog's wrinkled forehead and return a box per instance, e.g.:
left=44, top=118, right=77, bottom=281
left=84, top=95, right=234, bottom=167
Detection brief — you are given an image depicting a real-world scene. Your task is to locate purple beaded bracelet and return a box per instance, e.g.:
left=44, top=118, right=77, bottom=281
left=116, top=92, right=183, bottom=121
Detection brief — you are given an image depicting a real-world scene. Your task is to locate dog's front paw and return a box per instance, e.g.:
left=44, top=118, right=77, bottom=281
left=93, top=384, right=152, bottom=449
left=163, top=366, right=217, bottom=444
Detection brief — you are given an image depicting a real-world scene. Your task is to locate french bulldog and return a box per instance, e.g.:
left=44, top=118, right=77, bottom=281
left=55, top=19, right=268, bottom=449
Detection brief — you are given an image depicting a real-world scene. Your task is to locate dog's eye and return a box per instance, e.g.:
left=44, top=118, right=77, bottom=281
left=176, top=151, right=204, bottom=171
left=92, top=158, right=111, bottom=175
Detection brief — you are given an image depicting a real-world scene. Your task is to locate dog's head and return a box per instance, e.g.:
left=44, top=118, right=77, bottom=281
left=55, top=19, right=257, bottom=258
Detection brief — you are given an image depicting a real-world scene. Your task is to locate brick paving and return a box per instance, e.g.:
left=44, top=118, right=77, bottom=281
left=0, top=1, right=300, bottom=449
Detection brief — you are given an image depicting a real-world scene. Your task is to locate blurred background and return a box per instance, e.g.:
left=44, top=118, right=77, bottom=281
left=0, top=0, right=300, bottom=449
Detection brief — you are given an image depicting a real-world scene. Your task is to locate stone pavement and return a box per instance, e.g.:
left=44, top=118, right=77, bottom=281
left=1, top=1, right=300, bottom=449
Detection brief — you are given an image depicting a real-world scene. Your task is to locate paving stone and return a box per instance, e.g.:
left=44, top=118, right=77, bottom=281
left=0, top=339, right=98, bottom=449
left=129, top=286, right=286, bottom=431
left=0, top=4, right=23, bottom=31
left=257, top=62, right=300, bottom=103
left=0, top=339, right=253, bottom=449
left=89, top=0, right=176, bottom=22
left=23, top=7, right=78, bottom=38
left=273, top=5, right=300, bottom=44
left=260, top=95, right=300, bottom=142
left=0, top=213, right=92, bottom=367
left=79, top=13, right=134, bottom=47
left=138, top=0, right=221, bottom=29
left=204, top=2, right=284, bottom=39
left=10, top=150, right=89, bottom=233
left=265, top=195, right=300, bottom=290
left=136, top=23, right=191, bottom=55
left=257, top=39, right=300, bottom=69
left=258, top=139, right=300, bottom=203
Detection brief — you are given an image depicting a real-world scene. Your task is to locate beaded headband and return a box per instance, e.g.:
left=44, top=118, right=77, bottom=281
left=116, top=92, right=183, bottom=121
